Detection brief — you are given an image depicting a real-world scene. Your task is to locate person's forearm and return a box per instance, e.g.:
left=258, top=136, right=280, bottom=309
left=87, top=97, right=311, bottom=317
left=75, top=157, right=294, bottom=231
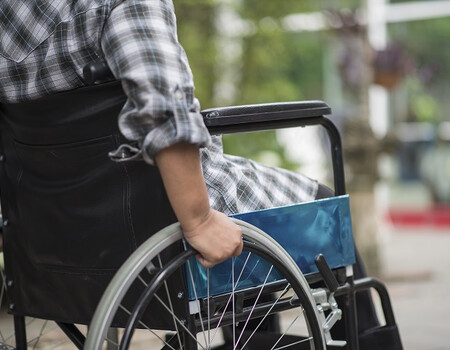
left=155, top=142, right=210, bottom=231
left=155, top=142, right=243, bottom=268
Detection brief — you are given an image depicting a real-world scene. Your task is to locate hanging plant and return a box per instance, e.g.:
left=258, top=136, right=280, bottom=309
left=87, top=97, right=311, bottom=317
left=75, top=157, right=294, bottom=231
left=373, top=43, right=414, bottom=89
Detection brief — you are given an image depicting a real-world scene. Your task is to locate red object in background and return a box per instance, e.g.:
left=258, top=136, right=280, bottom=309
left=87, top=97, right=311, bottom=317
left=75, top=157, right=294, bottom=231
left=387, top=205, right=450, bottom=229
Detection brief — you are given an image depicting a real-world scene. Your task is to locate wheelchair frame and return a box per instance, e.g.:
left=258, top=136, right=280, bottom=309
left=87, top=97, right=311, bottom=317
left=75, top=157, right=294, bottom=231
left=82, top=99, right=401, bottom=350
left=0, top=62, right=402, bottom=350
left=200, top=100, right=398, bottom=350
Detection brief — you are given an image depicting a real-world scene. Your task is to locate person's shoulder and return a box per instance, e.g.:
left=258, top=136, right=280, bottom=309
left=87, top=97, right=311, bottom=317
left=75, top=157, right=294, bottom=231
left=0, top=1, right=71, bottom=63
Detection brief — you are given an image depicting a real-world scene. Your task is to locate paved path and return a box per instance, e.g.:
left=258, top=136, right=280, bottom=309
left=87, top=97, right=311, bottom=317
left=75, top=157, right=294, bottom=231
left=379, top=225, right=450, bottom=350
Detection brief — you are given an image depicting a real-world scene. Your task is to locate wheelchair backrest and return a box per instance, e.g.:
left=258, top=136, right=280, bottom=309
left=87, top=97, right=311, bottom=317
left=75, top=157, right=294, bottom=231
left=0, top=82, right=179, bottom=325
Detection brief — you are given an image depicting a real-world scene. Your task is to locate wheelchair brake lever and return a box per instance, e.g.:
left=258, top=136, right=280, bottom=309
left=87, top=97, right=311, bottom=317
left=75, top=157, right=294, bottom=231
left=315, top=254, right=339, bottom=293
left=313, top=254, right=347, bottom=347
left=312, top=288, right=347, bottom=347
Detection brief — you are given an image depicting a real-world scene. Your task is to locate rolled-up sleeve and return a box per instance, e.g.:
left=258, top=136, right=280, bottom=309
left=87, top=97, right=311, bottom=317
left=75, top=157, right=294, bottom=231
left=100, top=0, right=211, bottom=164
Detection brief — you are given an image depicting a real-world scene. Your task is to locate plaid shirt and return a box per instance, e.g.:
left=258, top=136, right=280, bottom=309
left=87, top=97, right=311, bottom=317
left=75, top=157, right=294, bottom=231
left=0, top=0, right=318, bottom=214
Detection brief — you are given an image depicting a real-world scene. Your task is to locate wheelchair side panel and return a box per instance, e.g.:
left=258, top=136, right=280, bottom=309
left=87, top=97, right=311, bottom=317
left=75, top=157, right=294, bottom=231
left=187, top=195, right=355, bottom=299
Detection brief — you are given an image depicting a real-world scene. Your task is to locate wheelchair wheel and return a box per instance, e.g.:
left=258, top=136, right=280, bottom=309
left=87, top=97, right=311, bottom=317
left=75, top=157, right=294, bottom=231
left=84, top=219, right=326, bottom=350
left=1, top=254, right=77, bottom=350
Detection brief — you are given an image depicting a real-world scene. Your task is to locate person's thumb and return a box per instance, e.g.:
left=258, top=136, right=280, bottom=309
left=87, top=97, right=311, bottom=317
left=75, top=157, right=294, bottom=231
left=196, top=253, right=215, bottom=269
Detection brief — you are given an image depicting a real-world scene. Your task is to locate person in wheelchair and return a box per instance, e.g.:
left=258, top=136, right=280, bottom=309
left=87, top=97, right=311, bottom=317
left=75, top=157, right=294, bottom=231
left=0, top=0, right=390, bottom=349
left=0, top=0, right=327, bottom=267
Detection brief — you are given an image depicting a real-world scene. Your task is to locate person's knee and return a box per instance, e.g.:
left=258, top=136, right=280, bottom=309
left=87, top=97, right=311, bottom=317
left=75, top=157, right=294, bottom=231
left=315, top=183, right=334, bottom=199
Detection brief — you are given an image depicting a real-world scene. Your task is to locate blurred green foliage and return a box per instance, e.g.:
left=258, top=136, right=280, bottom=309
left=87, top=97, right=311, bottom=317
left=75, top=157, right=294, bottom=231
left=175, top=0, right=450, bottom=168
left=237, top=1, right=314, bottom=19
left=175, top=0, right=217, bottom=108
left=175, top=0, right=327, bottom=107
left=175, top=0, right=327, bottom=169
left=238, top=31, right=324, bottom=104
left=226, top=3, right=325, bottom=168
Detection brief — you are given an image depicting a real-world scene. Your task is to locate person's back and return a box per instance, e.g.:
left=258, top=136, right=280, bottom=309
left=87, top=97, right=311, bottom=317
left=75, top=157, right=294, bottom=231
left=0, top=80, right=183, bottom=323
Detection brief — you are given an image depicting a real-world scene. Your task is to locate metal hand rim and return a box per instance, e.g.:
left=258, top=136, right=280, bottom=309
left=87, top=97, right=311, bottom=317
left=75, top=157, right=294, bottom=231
left=83, top=219, right=326, bottom=350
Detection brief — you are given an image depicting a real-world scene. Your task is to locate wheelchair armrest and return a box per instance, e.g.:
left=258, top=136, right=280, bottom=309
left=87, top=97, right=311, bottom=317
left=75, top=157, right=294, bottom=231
left=203, top=101, right=345, bottom=195
left=201, top=101, right=331, bottom=135
left=82, top=61, right=344, bottom=194
left=82, top=61, right=332, bottom=133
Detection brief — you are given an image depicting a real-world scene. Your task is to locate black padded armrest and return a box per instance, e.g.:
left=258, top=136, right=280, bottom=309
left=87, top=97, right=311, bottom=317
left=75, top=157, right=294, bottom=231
left=202, top=101, right=331, bottom=134
left=202, top=101, right=331, bottom=126
left=82, top=61, right=332, bottom=133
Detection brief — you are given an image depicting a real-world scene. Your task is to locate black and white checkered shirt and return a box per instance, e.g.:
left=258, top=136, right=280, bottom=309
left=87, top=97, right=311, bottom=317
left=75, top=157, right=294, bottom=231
left=0, top=0, right=318, bottom=215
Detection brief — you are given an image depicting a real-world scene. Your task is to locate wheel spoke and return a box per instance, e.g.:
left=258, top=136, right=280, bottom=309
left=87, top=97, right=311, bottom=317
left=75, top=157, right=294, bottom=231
left=31, top=320, right=49, bottom=350
left=239, top=283, right=291, bottom=350
left=206, top=268, right=211, bottom=349
left=184, top=240, right=208, bottom=348
left=118, top=304, right=177, bottom=350
left=270, top=310, right=305, bottom=350
left=209, top=253, right=252, bottom=345
left=273, top=336, right=313, bottom=350
left=105, top=334, right=120, bottom=347
left=153, top=295, right=206, bottom=350
left=158, top=254, right=183, bottom=350
left=233, top=265, right=274, bottom=350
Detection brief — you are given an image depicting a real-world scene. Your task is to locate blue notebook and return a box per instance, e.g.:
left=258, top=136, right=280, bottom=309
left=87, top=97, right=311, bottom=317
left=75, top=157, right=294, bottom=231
left=186, top=195, right=355, bottom=300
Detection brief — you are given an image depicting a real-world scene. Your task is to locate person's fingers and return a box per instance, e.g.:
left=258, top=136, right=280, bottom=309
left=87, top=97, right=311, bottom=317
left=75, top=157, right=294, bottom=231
left=234, top=241, right=244, bottom=256
left=185, top=210, right=244, bottom=268
left=195, top=236, right=243, bottom=267
left=232, top=233, right=244, bottom=257
left=196, top=253, right=215, bottom=269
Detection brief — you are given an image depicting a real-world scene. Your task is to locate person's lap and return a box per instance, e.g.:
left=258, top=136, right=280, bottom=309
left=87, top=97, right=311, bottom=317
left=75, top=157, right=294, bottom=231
left=209, top=154, right=380, bottom=338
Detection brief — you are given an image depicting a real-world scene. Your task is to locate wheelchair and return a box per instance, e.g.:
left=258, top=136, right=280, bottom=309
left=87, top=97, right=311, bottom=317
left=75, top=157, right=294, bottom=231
left=0, top=62, right=403, bottom=350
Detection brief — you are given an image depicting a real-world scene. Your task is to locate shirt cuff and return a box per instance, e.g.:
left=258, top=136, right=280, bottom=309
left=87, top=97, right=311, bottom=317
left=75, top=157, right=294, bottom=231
left=140, top=86, right=211, bottom=165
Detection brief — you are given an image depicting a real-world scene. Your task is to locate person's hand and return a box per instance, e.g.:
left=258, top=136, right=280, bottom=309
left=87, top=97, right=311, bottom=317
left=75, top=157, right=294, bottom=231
left=182, top=209, right=243, bottom=268
left=155, top=143, right=242, bottom=268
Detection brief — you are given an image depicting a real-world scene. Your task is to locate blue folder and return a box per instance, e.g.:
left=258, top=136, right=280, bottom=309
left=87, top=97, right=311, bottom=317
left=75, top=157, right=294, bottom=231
left=186, top=195, right=355, bottom=300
